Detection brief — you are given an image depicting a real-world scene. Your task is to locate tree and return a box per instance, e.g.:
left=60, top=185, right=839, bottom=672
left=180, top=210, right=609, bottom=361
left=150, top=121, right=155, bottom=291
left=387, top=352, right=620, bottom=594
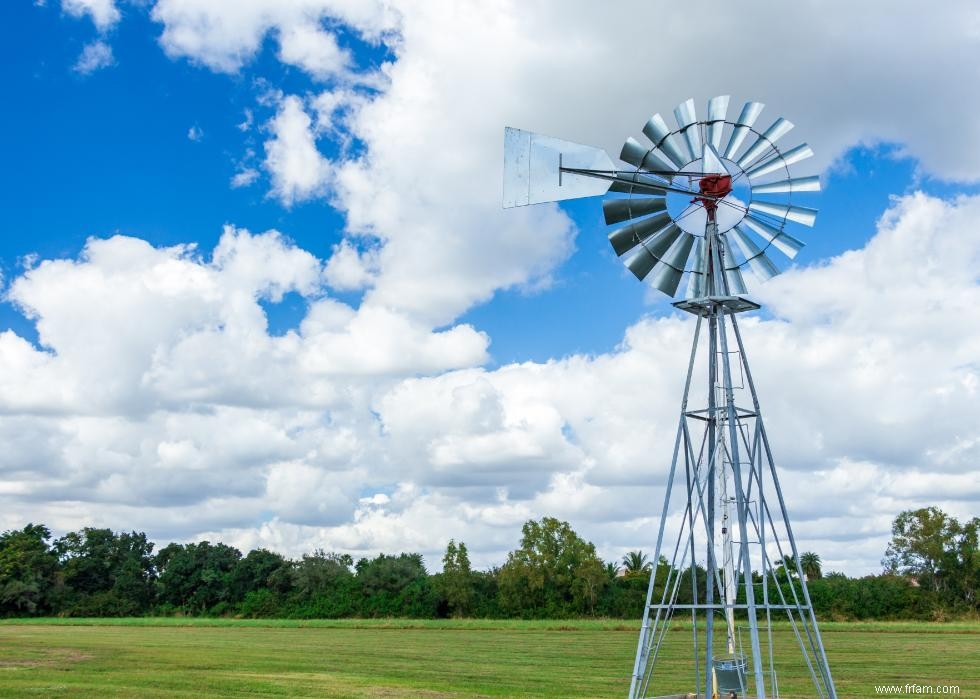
left=575, top=555, right=608, bottom=615
left=155, top=541, right=241, bottom=613
left=604, top=561, right=620, bottom=580
left=439, top=540, right=474, bottom=617
left=497, top=517, right=607, bottom=617
left=776, top=554, right=798, bottom=581
left=883, top=507, right=979, bottom=610
left=800, top=552, right=822, bottom=580
left=356, top=553, right=436, bottom=617
left=230, top=548, right=291, bottom=600
left=0, top=524, right=60, bottom=615
left=357, top=553, right=426, bottom=596
left=55, top=528, right=156, bottom=615
left=293, top=550, right=353, bottom=598
left=621, top=550, right=651, bottom=577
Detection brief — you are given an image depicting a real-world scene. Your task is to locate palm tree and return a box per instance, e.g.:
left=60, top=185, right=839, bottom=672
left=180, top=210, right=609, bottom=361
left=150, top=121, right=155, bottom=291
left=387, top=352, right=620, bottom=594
left=604, top=561, right=620, bottom=580
left=800, top=552, right=822, bottom=581
left=622, top=550, right=651, bottom=576
left=776, top=554, right=798, bottom=581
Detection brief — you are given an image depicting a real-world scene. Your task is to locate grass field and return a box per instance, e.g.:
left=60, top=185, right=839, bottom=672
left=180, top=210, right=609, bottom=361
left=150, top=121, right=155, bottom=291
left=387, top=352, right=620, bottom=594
left=1, top=618, right=977, bottom=697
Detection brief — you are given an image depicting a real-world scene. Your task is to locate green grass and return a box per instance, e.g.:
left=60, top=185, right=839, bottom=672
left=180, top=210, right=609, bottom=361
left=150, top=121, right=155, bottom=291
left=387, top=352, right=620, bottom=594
left=0, top=618, right=977, bottom=697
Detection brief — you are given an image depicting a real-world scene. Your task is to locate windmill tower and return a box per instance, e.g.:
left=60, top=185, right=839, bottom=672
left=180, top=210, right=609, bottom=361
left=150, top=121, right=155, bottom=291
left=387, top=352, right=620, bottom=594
left=503, top=96, right=836, bottom=699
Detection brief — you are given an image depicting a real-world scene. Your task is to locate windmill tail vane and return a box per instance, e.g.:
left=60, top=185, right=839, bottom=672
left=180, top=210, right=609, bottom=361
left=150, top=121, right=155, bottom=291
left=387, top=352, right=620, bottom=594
left=503, top=96, right=836, bottom=699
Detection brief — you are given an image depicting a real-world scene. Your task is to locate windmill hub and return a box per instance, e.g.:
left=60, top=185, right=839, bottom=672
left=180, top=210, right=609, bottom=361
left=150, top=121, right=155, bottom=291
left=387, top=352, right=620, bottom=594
left=661, top=155, right=751, bottom=236
left=695, top=173, right=732, bottom=221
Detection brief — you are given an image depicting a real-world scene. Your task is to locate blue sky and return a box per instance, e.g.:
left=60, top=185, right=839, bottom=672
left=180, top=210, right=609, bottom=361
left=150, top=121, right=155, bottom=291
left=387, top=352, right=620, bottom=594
left=2, top=1, right=979, bottom=575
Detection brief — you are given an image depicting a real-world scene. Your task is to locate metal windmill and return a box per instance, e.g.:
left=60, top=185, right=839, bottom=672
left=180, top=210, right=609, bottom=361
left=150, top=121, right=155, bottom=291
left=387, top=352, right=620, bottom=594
left=503, top=96, right=836, bottom=699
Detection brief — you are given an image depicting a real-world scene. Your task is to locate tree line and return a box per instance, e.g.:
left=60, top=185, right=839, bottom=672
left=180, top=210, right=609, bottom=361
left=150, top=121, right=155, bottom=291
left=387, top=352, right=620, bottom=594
left=0, top=507, right=975, bottom=620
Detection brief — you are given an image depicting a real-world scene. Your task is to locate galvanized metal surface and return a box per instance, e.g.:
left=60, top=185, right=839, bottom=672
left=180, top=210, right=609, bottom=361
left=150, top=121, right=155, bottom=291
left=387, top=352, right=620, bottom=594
left=707, top=95, right=730, bottom=150
left=643, top=113, right=689, bottom=169
left=607, top=97, right=818, bottom=300
left=503, top=97, right=821, bottom=302
left=500, top=104, right=835, bottom=697
left=750, top=174, right=820, bottom=194
left=628, top=222, right=837, bottom=699
left=674, top=98, right=701, bottom=163
left=603, top=196, right=667, bottom=225
left=736, top=117, right=794, bottom=168
left=501, top=127, right=613, bottom=207
left=745, top=143, right=814, bottom=180
left=723, top=101, right=764, bottom=159
left=748, top=200, right=818, bottom=227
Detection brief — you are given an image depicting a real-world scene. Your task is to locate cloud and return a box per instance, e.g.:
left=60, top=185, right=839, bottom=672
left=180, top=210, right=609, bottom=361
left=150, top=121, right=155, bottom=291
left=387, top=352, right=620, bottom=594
left=276, top=21, right=350, bottom=81
left=62, top=0, right=120, bottom=31
left=352, top=193, right=980, bottom=572
left=0, top=225, right=487, bottom=539
left=61, top=2, right=980, bottom=324
left=323, top=240, right=377, bottom=291
left=230, top=167, right=260, bottom=189
left=73, top=40, right=114, bottom=74
left=18, top=1, right=980, bottom=574
left=1, top=194, right=979, bottom=574
left=186, top=125, right=203, bottom=141
left=144, top=1, right=980, bottom=327
left=150, top=0, right=400, bottom=77
left=237, top=108, right=254, bottom=132
left=263, top=96, right=333, bottom=206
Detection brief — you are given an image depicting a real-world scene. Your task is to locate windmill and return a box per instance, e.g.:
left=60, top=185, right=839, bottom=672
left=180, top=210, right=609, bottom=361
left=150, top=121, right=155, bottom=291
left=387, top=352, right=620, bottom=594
left=503, top=96, right=836, bottom=699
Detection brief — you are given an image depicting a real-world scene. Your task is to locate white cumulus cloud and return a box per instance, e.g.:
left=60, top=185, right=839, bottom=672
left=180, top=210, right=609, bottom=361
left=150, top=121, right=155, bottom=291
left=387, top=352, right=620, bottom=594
left=230, top=167, right=260, bottom=189
left=15, top=1, right=980, bottom=575
left=150, top=0, right=399, bottom=77
left=62, top=0, right=120, bottom=31
left=0, top=194, right=978, bottom=574
left=73, top=40, right=114, bottom=74
left=263, top=95, right=333, bottom=206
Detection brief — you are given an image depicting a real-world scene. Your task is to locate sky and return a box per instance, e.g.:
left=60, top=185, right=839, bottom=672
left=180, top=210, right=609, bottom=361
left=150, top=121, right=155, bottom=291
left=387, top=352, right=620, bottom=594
left=1, top=0, right=979, bottom=576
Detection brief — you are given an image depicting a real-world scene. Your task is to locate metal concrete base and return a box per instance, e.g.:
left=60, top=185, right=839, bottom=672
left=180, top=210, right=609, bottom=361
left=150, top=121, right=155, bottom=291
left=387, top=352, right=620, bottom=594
left=672, top=296, right=760, bottom=317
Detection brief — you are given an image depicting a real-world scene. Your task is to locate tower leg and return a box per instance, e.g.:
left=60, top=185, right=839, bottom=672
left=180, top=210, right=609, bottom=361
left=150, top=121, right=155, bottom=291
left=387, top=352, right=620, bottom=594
left=629, top=316, right=702, bottom=699
left=730, top=315, right=838, bottom=699
left=704, top=312, right=717, bottom=699
left=717, top=309, right=767, bottom=698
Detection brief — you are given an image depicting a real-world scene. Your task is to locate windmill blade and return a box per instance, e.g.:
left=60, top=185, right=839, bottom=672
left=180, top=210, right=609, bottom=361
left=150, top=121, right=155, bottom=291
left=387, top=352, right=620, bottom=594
left=648, top=231, right=695, bottom=296
left=603, top=196, right=667, bottom=225
left=503, top=127, right=615, bottom=208
left=744, top=144, right=815, bottom=180
left=702, top=141, right=729, bottom=176
left=609, top=180, right=668, bottom=196
left=730, top=226, right=781, bottom=281
left=686, top=236, right=707, bottom=298
left=707, top=95, right=730, bottom=150
left=620, top=137, right=678, bottom=173
left=749, top=200, right=818, bottom=227
left=719, top=235, right=748, bottom=294
left=725, top=265, right=749, bottom=295
left=751, top=175, right=821, bottom=194
left=608, top=211, right=672, bottom=256
left=742, top=214, right=806, bottom=258
left=674, top=99, right=701, bottom=163
left=605, top=164, right=668, bottom=195
left=736, top=117, right=794, bottom=169
left=642, top=114, right=689, bottom=168
left=623, top=224, right=682, bottom=280
left=723, top=101, right=764, bottom=159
